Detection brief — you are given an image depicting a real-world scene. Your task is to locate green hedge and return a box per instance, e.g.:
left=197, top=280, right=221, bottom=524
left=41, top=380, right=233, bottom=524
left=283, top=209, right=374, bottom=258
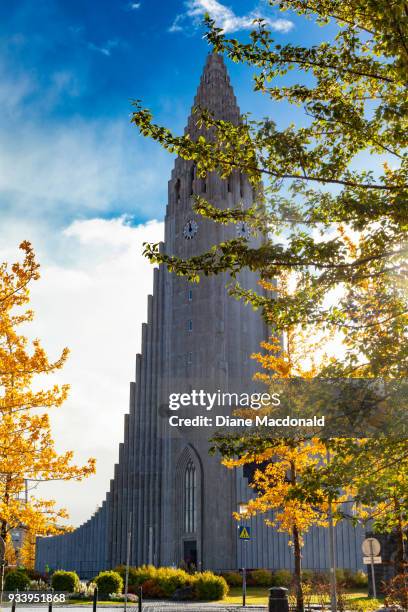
left=51, top=570, right=80, bottom=592
left=344, top=569, right=368, bottom=588
left=248, top=569, right=273, bottom=587
left=5, top=570, right=31, bottom=591
left=220, top=571, right=242, bottom=587
left=94, top=571, right=123, bottom=595
left=114, top=564, right=156, bottom=589
left=114, top=565, right=228, bottom=601
left=272, top=569, right=292, bottom=587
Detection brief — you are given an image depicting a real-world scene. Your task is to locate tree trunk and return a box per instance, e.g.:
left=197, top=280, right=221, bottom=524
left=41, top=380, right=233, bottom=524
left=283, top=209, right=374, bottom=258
left=290, top=460, right=304, bottom=612
left=394, top=496, right=406, bottom=575
left=293, top=523, right=304, bottom=612
left=0, top=518, right=7, bottom=603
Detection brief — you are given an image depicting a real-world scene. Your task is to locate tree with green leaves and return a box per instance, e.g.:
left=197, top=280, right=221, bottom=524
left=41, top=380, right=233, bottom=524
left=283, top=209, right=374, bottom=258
left=131, top=1, right=407, bottom=381
left=131, top=2, right=407, bottom=599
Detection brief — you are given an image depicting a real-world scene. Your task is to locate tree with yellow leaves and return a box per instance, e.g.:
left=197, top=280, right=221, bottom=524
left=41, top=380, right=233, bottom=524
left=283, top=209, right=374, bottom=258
left=212, top=273, right=339, bottom=612
left=19, top=530, right=36, bottom=570
left=226, top=439, right=329, bottom=612
left=0, top=242, right=96, bottom=584
left=4, top=535, right=16, bottom=567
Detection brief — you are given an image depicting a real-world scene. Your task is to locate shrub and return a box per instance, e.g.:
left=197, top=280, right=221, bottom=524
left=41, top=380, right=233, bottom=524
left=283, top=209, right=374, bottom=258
left=5, top=569, right=31, bottom=591
left=25, top=568, right=47, bottom=581
left=272, top=569, right=292, bottom=587
left=335, top=568, right=346, bottom=586
left=155, top=567, right=192, bottom=597
left=108, top=593, right=138, bottom=603
left=29, top=579, right=48, bottom=591
left=51, top=570, right=80, bottom=593
left=141, top=579, right=166, bottom=599
left=384, top=573, right=408, bottom=610
left=339, top=568, right=368, bottom=590
left=301, top=569, right=314, bottom=584
left=109, top=566, right=228, bottom=601
left=220, top=571, right=242, bottom=587
left=125, top=565, right=157, bottom=588
left=249, top=569, right=273, bottom=587
left=350, top=570, right=368, bottom=588
left=94, top=571, right=123, bottom=596
left=113, top=565, right=126, bottom=580
left=72, top=580, right=97, bottom=599
left=193, top=572, right=228, bottom=601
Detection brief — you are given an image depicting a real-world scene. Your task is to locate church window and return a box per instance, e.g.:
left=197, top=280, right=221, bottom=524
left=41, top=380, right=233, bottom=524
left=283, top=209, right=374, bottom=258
left=190, top=164, right=195, bottom=195
left=187, top=319, right=193, bottom=332
left=227, top=175, right=232, bottom=193
left=187, top=352, right=193, bottom=365
left=188, top=289, right=193, bottom=301
left=175, top=178, right=181, bottom=203
left=240, top=174, right=244, bottom=199
left=184, top=460, right=197, bottom=533
left=201, top=178, right=207, bottom=193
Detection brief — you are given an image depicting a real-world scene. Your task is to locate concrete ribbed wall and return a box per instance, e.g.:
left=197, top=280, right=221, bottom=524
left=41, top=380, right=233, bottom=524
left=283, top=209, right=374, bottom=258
left=36, top=54, right=366, bottom=576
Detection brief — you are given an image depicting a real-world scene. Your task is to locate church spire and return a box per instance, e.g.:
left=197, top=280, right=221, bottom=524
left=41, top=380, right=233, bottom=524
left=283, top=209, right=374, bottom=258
left=186, top=53, right=241, bottom=136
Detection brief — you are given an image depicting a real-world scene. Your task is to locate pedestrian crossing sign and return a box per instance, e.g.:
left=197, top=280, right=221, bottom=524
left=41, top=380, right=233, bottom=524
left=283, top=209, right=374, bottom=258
left=239, top=525, right=251, bottom=540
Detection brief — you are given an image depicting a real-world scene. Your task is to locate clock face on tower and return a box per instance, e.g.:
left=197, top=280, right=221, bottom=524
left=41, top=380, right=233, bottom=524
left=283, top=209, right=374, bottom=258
left=236, top=222, right=251, bottom=239
left=183, top=219, right=198, bottom=240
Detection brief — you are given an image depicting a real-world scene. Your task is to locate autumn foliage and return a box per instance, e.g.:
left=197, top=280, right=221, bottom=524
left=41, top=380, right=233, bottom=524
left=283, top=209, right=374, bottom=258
left=0, top=242, right=95, bottom=559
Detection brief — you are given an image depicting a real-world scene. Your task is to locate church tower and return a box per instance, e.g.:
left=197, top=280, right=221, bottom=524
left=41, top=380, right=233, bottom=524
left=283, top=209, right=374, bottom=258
left=159, top=53, right=267, bottom=569
left=35, top=54, right=365, bottom=577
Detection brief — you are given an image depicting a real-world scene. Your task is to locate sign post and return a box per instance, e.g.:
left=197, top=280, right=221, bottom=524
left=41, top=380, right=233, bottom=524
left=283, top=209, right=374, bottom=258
left=326, top=449, right=337, bottom=612
left=238, top=525, right=251, bottom=607
left=362, top=537, right=381, bottom=599
left=0, top=535, right=5, bottom=605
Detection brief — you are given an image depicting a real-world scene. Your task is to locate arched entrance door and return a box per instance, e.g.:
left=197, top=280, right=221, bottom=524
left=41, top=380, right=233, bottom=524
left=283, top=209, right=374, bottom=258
left=175, top=446, right=202, bottom=570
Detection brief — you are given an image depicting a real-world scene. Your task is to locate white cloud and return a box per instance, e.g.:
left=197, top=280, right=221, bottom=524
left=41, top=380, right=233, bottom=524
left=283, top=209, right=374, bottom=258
left=0, top=78, right=169, bottom=221
left=0, top=217, right=164, bottom=526
left=0, top=59, right=171, bottom=525
left=170, top=0, right=294, bottom=34
left=129, top=2, right=141, bottom=8
left=88, top=39, right=122, bottom=57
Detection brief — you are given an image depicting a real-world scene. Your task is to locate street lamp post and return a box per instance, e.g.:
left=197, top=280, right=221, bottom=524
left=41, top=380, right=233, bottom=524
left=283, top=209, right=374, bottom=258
left=124, top=513, right=132, bottom=612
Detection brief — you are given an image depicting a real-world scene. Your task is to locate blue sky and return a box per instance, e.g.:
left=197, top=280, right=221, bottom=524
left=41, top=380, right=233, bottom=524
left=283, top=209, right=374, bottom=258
left=0, top=0, right=336, bottom=524
left=0, top=0, right=331, bottom=228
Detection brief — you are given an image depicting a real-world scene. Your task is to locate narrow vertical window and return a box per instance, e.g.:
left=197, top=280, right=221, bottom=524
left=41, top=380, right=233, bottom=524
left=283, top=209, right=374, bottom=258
left=175, top=178, right=181, bottom=203
left=188, top=289, right=193, bottom=301
left=240, top=174, right=244, bottom=198
left=184, top=460, right=196, bottom=533
left=187, top=320, right=193, bottom=332
left=227, top=175, right=232, bottom=193
left=190, top=164, right=195, bottom=196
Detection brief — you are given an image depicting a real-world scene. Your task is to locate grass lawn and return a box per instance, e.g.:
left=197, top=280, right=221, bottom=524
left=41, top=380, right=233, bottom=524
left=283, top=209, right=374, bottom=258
left=66, top=601, right=124, bottom=606
left=67, top=588, right=382, bottom=609
left=218, top=587, right=376, bottom=605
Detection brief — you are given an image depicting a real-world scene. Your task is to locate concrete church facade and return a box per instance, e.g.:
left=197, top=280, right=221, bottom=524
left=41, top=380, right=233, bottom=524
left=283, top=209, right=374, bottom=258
left=36, top=54, right=365, bottom=577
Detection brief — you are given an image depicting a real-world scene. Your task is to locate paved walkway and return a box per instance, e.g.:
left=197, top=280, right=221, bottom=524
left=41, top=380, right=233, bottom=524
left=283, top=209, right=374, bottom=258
left=132, top=605, right=266, bottom=611
left=0, top=606, right=267, bottom=612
